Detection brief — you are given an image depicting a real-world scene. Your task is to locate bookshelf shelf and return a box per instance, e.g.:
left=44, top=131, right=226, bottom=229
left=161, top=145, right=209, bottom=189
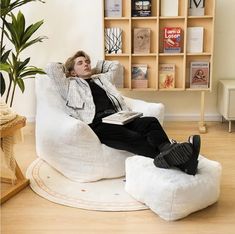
left=132, top=53, right=157, bottom=57
left=132, top=16, right=158, bottom=20
left=104, top=17, right=129, bottom=21
left=159, top=16, right=185, bottom=19
left=159, top=53, right=184, bottom=56
left=105, top=53, right=130, bottom=57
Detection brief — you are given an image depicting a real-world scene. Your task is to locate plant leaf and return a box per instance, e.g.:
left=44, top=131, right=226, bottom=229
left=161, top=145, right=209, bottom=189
left=1, top=49, right=11, bottom=63
left=16, top=77, right=25, bottom=93
left=0, top=63, right=11, bottom=72
left=20, top=36, right=46, bottom=52
left=4, top=19, right=20, bottom=51
left=18, top=57, right=30, bottom=71
left=22, top=20, right=44, bottom=44
left=20, top=67, right=45, bottom=78
left=16, top=11, right=25, bottom=42
left=0, top=72, right=6, bottom=96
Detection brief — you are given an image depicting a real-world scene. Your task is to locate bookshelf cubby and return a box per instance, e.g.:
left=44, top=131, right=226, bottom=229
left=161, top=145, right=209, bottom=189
left=103, top=0, right=215, bottom=132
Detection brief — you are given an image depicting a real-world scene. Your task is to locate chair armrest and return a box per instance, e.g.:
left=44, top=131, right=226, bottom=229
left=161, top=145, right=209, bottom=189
left=123, top=96, right=165, bottom=125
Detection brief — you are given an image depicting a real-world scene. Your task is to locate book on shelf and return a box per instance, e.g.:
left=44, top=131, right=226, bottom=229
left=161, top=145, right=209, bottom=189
left=159, top=64, right=175, bottom=89
left=105, top=28, right=122, bottom=54
left=132, top=0, right=152, bottom=17
left=114, top=69, right=124, bottom=88
left=163, top=27, right=182, bottom=53
left=131, top=64, right=148, bottom=88
left=190, top=61, right=210, bottom=88
left=188, top=0, right=205, bottom=16
left=133, top=28, right=151, bottom=54
left=160, top=0, right=178, bottom=17
left=104, top=0, right=122, bottom=17
left=187, top=27, right=204, bottom=53
left=102, top=111, right=143, bottom=125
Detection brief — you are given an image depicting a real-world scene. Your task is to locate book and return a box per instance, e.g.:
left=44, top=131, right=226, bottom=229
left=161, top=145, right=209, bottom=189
left=133, top=28, right=151, bottom=54
left=132, top=0, right=152, bottom=17
left=102, top=111, right=143, bottom=125
left=131, top=64, right=148, bottom=88
left=161, top=0, right=178, bottom=16
left=105, top=28, right=122, bottom=54
left=114, top=68, right=124, bottom=88
left=159, top=64, right=175, bottom=89
left=188, top=0, right=205, bottom=16
left=104, top=0, right=122, bottom=17
left=163, top=27, right=182, bottom=53
left=190, top=61, right=210, bottom=88
left=187, top=27, right=204, bottom=53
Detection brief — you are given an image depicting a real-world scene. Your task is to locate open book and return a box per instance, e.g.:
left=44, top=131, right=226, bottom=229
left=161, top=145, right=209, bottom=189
left=102, top=111, right=143, bottom=125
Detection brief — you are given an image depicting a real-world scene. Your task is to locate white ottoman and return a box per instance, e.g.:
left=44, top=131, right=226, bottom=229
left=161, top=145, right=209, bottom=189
left=125, top=156, right=222, bottom=221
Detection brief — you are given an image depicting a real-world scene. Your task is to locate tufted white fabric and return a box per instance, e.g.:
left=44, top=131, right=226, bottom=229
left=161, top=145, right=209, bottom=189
left=125, top=156, right=222, bottom=221
left=35, top=74, right=165, bottom=182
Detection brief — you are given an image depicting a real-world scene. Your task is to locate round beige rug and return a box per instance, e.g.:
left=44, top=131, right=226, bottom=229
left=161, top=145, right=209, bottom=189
left=26, top=158, right=148, bottom=211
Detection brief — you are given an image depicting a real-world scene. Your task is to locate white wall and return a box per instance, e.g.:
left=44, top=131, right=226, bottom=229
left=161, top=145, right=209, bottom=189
left=8, top=0, right=235, bottom=121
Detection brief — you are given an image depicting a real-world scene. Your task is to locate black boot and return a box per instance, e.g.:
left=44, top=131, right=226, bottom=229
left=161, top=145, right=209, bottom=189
left=177, top=135, right=201, bottom=176
left=154, top=141, right=193, bottom=169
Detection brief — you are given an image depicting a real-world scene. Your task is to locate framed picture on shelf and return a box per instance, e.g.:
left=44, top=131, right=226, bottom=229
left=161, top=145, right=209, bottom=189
left=132, top=0, right=152, bottom=17
left=131, top=64, right=148, bottom=88
left=190, top=61, right=210, bottom=88
left=133, top=28, right=151, bottom=54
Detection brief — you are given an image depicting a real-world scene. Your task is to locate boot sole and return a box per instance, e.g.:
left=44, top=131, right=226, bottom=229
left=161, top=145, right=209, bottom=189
left=154, top=143, right=193, bottom=168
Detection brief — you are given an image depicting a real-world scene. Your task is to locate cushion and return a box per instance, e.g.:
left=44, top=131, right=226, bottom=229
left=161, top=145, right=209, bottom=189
left=125, top=155, right=222, bottom=221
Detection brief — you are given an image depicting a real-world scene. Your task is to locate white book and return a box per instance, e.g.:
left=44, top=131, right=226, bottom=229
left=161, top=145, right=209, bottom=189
left=102, top=111, right=143, bottom=125
left=187, top=27, right=204, bottom=53
left=105, top=0, right=122, bottom=17
left=161, top=0, right=178, bottom=16
left=188, top=0, right=205, bottom=16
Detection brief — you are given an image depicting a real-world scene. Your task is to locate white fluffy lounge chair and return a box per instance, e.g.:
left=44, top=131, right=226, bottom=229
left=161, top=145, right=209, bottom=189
left=35, top=74, right=165, bottom=182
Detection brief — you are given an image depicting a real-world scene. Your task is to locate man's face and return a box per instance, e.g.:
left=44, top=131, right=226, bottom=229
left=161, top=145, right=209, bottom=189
left=72, top=56, right=92, bottom=78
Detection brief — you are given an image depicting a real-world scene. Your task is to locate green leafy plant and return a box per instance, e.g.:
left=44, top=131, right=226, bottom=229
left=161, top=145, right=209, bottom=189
left=0, top=0, right=46, bottom=106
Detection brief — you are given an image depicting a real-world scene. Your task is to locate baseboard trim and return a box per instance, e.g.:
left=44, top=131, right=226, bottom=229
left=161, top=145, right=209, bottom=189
left=165, top=114, right=221, bottom=122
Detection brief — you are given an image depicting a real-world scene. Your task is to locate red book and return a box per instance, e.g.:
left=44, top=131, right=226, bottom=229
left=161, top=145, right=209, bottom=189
left=163, top=27, right=182, bottom=53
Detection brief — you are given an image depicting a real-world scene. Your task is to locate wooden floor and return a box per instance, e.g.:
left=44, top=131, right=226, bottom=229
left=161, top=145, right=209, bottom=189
left=1, top=121, right=235, bottom=234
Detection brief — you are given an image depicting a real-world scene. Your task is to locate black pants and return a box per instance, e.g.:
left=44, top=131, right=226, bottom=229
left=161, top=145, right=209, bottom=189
left=89, top=117, right=170, bottom=158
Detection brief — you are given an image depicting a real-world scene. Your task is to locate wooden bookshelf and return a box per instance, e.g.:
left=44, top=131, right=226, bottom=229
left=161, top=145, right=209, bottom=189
left=103, top=0, right=215, bottom=132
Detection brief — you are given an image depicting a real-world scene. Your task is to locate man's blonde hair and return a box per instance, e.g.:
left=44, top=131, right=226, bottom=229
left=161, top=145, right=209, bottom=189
left=64, top=50, right=90, bottom=77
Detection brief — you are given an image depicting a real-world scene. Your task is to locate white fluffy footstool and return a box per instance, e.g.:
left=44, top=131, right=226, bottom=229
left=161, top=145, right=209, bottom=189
left=125, top=156, right=222, bottom=221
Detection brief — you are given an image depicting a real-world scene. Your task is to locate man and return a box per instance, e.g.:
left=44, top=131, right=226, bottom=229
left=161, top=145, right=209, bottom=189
left=46, top=50, right=200, bottom=175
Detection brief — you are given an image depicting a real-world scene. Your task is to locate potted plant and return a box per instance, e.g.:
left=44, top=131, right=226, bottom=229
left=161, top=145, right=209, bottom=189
left=0, top=0, right=46, bottom=107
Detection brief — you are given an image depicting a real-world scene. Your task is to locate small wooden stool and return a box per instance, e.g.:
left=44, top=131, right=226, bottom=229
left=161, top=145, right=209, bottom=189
left=0, top=115, right=29, bottom=204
